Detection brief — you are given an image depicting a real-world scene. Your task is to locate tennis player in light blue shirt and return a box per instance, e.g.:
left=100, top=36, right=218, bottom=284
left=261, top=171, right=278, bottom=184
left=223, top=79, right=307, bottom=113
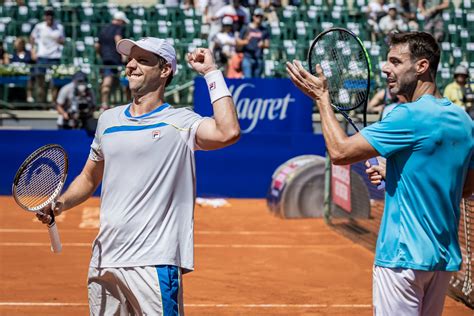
left=361, top=94, right=472, bottom=271
left=287, top=31, right=474, bottom=316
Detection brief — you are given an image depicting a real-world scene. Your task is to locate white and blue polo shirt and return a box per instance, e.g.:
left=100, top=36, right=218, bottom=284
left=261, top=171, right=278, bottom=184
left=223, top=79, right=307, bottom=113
left=89, top=103, right=206, bottom=272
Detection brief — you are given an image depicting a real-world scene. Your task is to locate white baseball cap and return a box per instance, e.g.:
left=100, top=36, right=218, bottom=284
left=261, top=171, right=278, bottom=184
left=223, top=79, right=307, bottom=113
left=116, top=37, right=177, bottom=75
left=454, top=65, right=469, bottom=76
left=386, top=4, right=398, bottom=11
left=113, top=11, right=130, bottom=24
left=222, top=16, right=234, bottom=25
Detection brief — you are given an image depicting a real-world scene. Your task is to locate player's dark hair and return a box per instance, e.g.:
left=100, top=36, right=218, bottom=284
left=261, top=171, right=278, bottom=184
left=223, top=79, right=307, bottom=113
left=388, top=32, right=440, bottom=78
left=156, top=54, right=174, bottom=87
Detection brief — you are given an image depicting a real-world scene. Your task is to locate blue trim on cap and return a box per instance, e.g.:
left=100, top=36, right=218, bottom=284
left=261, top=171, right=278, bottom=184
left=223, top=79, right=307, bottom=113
left=156, top=265, right=180, bottom=316
left=103, top=122, right=168, bottom=135
left=124, top=103, right=170, bottom=119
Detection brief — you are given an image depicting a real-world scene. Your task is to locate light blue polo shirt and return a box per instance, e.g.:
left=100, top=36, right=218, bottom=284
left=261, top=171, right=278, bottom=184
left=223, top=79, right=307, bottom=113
left=361, top=94, right=473, bottom=271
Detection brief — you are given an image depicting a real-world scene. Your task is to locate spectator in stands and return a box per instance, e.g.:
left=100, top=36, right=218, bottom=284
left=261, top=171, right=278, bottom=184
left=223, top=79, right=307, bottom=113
left=368, top=87, right=406, bottom=119
left=367, top=0, right=389, bottom=39
left=11, top=37, right=33, bottom=65
left=213, top=0, right=251, bottom=34
left=443, top=65, right=474, bottom=112
left=212, top=16, right=238, bottom=76
left=96, top=11, right=129, bottom=110
left=261, top=0, right=281, bottom=24
left=397, top=0, right=419, bottom=31
left=418, top=0, right=449, bottom=42
left=30, top=7, right=65, bottom=104
left=378, top=4, right=408, bottom=36
left=237, top=8, right=269, bottom=78
left=367, top=0, right=388, bottom=36
left=226, top=47, right=244, bottom=79
left=10, top=37, right=34, bottom=103
left=367, top=0, right=387, bottom=20
left=56, top=71, right=96, bottom=132
left=203, top=0, right=228, bottom=50
left=0, top=40, right=9, bottom=64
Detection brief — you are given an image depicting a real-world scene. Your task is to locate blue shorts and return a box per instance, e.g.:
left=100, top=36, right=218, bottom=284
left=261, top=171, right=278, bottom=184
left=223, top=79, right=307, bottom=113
left=101, top=67, right=119, bottom=77
left=33, top=58, right=60, bottom=75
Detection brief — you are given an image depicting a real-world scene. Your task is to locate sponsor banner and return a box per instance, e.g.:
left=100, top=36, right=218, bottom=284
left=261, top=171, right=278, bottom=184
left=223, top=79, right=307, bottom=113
left=269, top=157, right=318, bottom=203
left=194, top=78, right=313, bottom=134
left=331, top=164, right=352, bottom=213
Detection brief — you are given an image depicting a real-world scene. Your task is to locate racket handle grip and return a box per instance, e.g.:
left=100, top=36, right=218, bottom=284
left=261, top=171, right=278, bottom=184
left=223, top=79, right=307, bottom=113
left=368, top=157, right=386, bottom=190
left=47, top=220, right=62, bottom=253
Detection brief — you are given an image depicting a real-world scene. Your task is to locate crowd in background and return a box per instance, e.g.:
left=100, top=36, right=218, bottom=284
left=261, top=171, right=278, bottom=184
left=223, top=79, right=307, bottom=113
left=0, top=0, right=473, bottom=126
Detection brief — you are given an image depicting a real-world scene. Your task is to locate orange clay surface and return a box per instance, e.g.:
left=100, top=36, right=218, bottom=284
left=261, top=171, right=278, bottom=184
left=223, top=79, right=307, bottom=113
left=0, top=196, right=471, bottom=316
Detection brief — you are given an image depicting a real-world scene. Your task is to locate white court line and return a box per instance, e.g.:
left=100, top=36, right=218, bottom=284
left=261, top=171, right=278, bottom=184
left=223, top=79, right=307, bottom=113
left=0, top=303, right=88, bottom=307
left=0, top=229, right=333, bottom=236
left=0, top=242, right=360, bottom=249
left=198, top=231, right=333, bottom=236
left=195, top=244, right=359, bottom=249
left=0, top=242, right=91, bottom=247
left=0, top=302, right=372, bottom=308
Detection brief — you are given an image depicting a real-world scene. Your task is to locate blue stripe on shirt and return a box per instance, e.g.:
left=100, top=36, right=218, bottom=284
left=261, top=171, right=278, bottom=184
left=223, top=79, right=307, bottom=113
left=124, top=103, right=170, bottom=119
left=103, top=122, right=168, bottom=135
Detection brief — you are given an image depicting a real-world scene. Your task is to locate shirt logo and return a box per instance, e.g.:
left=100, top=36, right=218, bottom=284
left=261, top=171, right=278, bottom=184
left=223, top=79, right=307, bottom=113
left=209, top=82, right=216, bottom=90
left=152, top=130, right=161, bottom=140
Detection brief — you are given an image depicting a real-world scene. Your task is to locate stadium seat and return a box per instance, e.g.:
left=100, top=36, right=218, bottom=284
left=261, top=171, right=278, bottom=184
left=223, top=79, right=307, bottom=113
left=181, top=18, right=202, bottom=41
left=465, top=41, right=474, bottom=67
left=310, top=0, right=330, bottom=11
left=3, top=35, right=16, bottom=55
left=128, top=19, right=146, bottom=39
left=0, top=19, right=7, bottom=38
left=78, top=3, right=96, bottom=22
left=124, top=4, right=146, bottom=22
left=278, top=6, right=298, bottom=29
left=295, top=21, right=312, bottom=45
left=61, top=37, right=74, bottom=65
left=0, top=0, right=470, bottom=109
left=145, top=20, right=177, bottom=39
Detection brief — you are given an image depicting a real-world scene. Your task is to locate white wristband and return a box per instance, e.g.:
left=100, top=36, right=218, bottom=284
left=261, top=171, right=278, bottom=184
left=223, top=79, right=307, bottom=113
left=204, top=70, right=231, bottom=104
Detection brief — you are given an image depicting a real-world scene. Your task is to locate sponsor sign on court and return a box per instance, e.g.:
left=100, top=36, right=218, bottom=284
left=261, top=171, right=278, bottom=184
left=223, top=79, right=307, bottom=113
left=331, top=164, right=351, bottom=213
left=194, top=78, right=313, bottom=134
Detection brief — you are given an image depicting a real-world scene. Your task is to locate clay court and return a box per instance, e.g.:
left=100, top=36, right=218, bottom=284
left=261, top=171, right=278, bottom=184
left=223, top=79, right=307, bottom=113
left=0, top=197, right=471, bottom=316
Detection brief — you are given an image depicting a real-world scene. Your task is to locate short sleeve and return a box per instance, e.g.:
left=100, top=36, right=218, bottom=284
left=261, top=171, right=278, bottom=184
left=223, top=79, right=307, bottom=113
left=360, top=104, right=417, bottom=158
left=89, top=114, right=105, bottom=161
left=116, top=25, right=125, bottom=37
left=175, top=108, right=207, bottom=151
left=239, top=26, right=247, bottom=39
left=214, top=7, right=224, bottom=19
left=31, top=24, right=39, bottom=40
left=58, top=24, right=65, bottom=38
left=56, top=84, right=69, bottom=105
left=188, top=118, right=208, bottom=151
left=263, top=27, right=270, bottom=40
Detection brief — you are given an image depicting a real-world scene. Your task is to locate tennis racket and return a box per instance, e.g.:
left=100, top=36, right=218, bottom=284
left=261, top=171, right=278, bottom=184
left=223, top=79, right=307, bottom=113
left=460, top=197, right=473, bottom=297
left=307, top=27, right=385, bottom=190
left=12, top=144, right=68, bottom=253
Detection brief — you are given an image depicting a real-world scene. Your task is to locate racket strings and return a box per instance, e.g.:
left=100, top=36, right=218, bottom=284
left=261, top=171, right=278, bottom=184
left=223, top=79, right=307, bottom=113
left=309, top=30, right=369, bottom=111
left=15, top=147, right=66, bottom=209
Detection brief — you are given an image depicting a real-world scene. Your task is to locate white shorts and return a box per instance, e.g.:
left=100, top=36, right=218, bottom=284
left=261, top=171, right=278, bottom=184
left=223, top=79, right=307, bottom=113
left=373, top=265, right=452, bottom=316
left=88, top=265, right=184, bottom=316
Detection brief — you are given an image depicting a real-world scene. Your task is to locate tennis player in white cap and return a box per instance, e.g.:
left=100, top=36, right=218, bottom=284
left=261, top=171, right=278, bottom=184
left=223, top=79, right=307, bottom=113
left=37, top=37, right=240, bottom=315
